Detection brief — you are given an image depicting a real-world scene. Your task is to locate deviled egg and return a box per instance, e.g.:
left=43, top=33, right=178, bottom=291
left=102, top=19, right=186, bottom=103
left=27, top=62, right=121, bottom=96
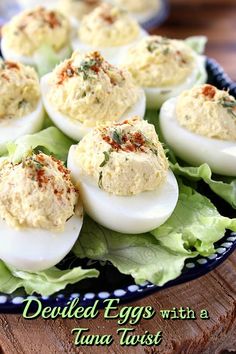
left=111, top=0, right=161, bottom=24
left=1, top=7, right=72, bottom=67
left=0, top=153, right=83, bottom=271
left=68, top=117, right=179, bottom=234
left=58, top=0, right=101, bottom=23
left=71, top=3, right=147, bottom=65
left=160, top=84, right=236, bottom=176
left=122, top=35, right=207, bottom=109
left=41, top=51, right=146, bottom=140
left=0, top=59, right=44, bottom=150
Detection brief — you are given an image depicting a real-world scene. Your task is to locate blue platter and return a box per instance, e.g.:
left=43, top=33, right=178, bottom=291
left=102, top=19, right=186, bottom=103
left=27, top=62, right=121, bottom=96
left=0, top=58, right=235, bottom=313
left=142, top=0, right=169, bottom=30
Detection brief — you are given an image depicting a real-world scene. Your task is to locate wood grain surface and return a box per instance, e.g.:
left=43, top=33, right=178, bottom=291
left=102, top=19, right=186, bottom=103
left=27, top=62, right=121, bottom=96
left=152, top=0, right=236, bottom=80
left=0, top=1, right=235, bottom=353
left=0, top=252, right=235, bottom=354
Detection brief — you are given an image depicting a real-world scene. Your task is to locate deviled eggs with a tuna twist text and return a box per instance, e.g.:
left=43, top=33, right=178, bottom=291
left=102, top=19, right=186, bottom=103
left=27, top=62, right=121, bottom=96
left=41, top=51, right=146, bottom=140
left=68, top=117, right=179, bottom=234
left=71, top=3, right=147, bottom=65
left=0, top=59, right=44, bottom=149
left=0, top=153, right=83, bottom=271
left=1, top=7, right=72, bottom=67
left=122, top=35, right=207, bottom=109
left=160, top=84, right=236, bottom=176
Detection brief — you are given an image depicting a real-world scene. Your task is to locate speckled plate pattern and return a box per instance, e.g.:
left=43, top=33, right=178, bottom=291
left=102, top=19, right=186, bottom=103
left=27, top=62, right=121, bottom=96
left=0, top=58, right=235, bottom=313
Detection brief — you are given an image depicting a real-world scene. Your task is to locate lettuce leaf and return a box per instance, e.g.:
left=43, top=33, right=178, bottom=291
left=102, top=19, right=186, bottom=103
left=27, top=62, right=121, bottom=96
left=73, top=217, right=191, bottom=286
left=6, top=127, right=74, bottom=163
left=73, top=183, right=236, bottom=286
left=185, top=36, right=208, bottom=54
left=34, top=44, right=72, bottom=77
left=151, top=184, right=236, bottom=256
left=0, top=261, right=99, bottom=296
left=170, top=162, right=236, bottom=209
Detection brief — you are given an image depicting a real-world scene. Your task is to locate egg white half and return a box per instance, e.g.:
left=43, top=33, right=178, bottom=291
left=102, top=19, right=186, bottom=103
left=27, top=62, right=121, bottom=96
left=1, top=36, right=71, bottom=68
left=144, top=55, right=207, bottom=109
left=0, top=99, right=44, bottom=151
left=71, top=28, right=147, bottom=66
left=41, top=73, right=146, bottom=141
left=129, top=6, right=163, bottom=24
left=17, top=0, right=58, bottom=10
left=0, top=214, right=83, bottom=272
left=160, top=97, right=236, bottom=176
left=68, top=145, right=179, bottom=234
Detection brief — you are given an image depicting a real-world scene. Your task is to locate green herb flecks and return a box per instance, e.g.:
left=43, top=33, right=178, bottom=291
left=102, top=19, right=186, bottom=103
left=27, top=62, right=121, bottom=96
left=145, top=136, right=159, bottom=156
left=31, top=158, right=44, bottom=170
left=78, top=59, right=97, bottom=80
left=18, top=99, right=27, bottom=109
left=218, top=97, right=236, bottom=118
left=112, top=129, right=123, bottom=145
left=163, top=47, right=170, bottom=55
left=98, top=171, right=103, bottom=189
left=147, top=37, right=170, bottom=53
left=100, top=149, right=112, bottom=167
left=150, top=148, right=158, bottom=156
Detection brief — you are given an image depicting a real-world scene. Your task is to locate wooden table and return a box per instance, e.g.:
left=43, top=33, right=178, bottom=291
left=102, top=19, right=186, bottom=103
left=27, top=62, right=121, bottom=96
left=0, top=1, right=235, bottom=353
left=152, top=0, right=236, bottom=80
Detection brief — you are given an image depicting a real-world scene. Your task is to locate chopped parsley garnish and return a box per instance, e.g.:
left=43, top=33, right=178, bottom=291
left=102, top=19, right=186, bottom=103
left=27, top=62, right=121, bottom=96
left=147, top=41, right=159, bottom=53
left=218, top=97, right=236, bottom=118
left=78, top=59, right=98, bottom=80
left=112, top=129, right=123, bottom=145
left=147, top=38, right=170, bottom=53
left=31, top=158, right=44, bottom=170
left=98, top=171, right=103, bottom=189
left=163, top=47, right=170, bottom=55
left=18, top=99, right=27, bottom=109
left=145, top=138, right=159, bottom=156
left=102, top=127, right=160, bottom=156
left=100, top=149, right=112, bottom=167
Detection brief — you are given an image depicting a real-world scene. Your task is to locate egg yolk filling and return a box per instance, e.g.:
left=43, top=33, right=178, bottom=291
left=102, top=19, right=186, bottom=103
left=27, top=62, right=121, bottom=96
left=2, top=7, right=71, bottom=56
left=59, top=0, right=101, bottom=21
left=78, top=3, right=140, bottom=47
left=0, top=153, right=80, bottom=231
left=76, top=117, right=168, bottom=196
left=0, top=60, right=40, bottom=120
left=176, top=84, right=236, bottom=141
left=47, top=51, right=141, bottom=127
left=123, top=36, right=196, bottom=87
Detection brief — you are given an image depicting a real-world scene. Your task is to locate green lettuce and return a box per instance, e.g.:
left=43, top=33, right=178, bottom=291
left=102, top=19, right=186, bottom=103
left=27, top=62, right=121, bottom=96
left=170, top=162, right=236, bottom=209
left=73, top=217, right=191, bottom=286
left=151, top=184, right=236, bottom=256
left=34, top=44, right=72, bottom=77
left=0, top=261, right=99, bottom=296
left=185, top=36, right=208, bottom=54
left=6, top=127, right=74, bottom=163
left=73, top=183, right=236, bottom=286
